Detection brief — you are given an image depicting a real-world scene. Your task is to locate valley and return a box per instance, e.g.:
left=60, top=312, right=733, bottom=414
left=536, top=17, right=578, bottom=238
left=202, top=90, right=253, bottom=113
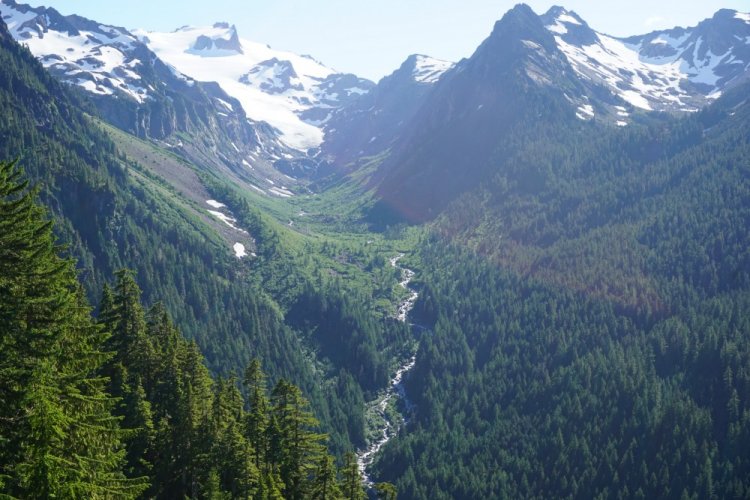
left=1, top=0, right=749, bottom=498
left=358, top=254, right=420, bottom=487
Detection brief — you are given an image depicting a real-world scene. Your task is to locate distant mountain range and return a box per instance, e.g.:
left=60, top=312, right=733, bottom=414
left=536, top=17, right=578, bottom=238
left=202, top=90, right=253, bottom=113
left=355, top=3, right=750, bottom=221
left=1, top=2, right=750, bottom=498
left=1, top=0, right=749, bottom=209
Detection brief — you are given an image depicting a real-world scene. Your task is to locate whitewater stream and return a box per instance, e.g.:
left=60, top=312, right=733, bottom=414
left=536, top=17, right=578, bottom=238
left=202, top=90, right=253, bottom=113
left=357, top=254, right=420, bottom=487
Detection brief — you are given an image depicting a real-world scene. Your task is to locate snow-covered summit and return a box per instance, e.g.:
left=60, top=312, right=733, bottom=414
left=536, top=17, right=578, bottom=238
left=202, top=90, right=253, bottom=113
left=134, top=23, right=373, bottom=150
left=411, top=55, right=454, bottom=83
left=0, top=0, right=152, bottom=102
left=542, top=6, right=750, bottom=112
left=190, top=22, right=243, bottom=54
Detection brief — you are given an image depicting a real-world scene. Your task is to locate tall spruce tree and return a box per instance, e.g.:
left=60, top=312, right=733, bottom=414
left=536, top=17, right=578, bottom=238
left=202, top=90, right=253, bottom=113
left=340, top=451, right=366, bottom=500
left=0, top=160, right=146, bottom=498
left=271, top=379, right=327, bottom=500
left=244, top=359, right=270, bottom=471
left=310, top=454, right=342, bottom=500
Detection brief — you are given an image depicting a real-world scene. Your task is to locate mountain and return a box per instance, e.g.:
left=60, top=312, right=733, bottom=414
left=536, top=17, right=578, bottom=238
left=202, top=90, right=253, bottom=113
left=2, top=1, right=750, bottom=498
left=358, top=4, right=750, bottom=224
left=543, top=6, right=750, bottom=113
left=0, top=0, right=342, bottom=194
left=321, top=54, right=453, bottom=169
left=0, top=6, right=296, bottom=388
left=372, top=76, right=750, bottom=498
left=0, top=11, right=414, bottom=460
left=134, top=23, right=374, bottom=152
left=367, top=4, right=593, bottom=222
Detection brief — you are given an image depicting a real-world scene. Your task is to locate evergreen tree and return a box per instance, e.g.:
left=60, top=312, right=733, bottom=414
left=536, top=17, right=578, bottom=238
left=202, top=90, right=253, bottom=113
left=271, top=379, right=327, bottom=500
left=211, top=376, right=258, bottom=498
left=310, top=455, right=342, bottom=500
left=244, top=359, right=270, bottom=471
left=340, top=451, right=366, bottom=500
left=375, top=482, right=398, bottom=500
left=0, top=160, right=146, bottom=497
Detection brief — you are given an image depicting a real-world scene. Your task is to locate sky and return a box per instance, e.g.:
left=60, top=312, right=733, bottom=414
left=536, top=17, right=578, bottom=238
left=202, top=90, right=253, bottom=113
left=21, top=0, right=750, bottom=81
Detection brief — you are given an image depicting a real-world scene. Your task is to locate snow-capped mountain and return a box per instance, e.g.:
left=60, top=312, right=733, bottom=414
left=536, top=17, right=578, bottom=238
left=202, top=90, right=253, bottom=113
left=321, top=54, right=454, bottom=168
left=364, top=4, right=750, bottom=222
left=411, top=54, right=454, bottom=83
left=1, top=0, right=153, bottom=103
left=0, top=0, right=338, bottom=195
left=134, top=23, right=374, bottom=151
left=542, top=6, right=750, bottom=113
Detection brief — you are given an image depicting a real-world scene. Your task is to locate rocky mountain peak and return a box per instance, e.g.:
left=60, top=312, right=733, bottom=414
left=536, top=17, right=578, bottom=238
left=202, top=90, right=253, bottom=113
left=191, top=23, right=243, bottom=54
left=398, top=54, right=454, bottom=84
left=540, top=5, right=597, bottom=46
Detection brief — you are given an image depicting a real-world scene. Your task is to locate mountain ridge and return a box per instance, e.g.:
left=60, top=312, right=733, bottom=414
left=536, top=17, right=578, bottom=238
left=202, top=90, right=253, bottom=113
left=348, top=3, right=750, bottom=223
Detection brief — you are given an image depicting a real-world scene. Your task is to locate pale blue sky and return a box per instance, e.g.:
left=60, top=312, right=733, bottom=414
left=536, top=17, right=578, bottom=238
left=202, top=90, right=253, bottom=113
left=23, top=0, right=749, bottom=80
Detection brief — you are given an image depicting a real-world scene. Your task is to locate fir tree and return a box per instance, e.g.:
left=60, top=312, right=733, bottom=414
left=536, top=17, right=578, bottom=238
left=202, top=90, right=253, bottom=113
left=0, top=159, right=146, bottom=498
left=310, top=454, right=342, bottom=500
left=271, top=379, right=327, bottom=500
left=340, top=451, right=366, bottom=500
left=244, top=359, right=270, bottom=471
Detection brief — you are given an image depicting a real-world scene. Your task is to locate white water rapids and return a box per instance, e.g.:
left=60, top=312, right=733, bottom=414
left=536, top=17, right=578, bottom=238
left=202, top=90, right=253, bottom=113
left=356, top=254, right=420, bottom=487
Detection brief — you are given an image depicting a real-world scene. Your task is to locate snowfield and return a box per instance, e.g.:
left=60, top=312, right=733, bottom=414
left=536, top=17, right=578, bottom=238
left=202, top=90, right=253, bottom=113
left=134, top=24, right=371, bottom=150
left=412, top=55, right=454, bottom=84
left=544, top=8, right=750, bottom=113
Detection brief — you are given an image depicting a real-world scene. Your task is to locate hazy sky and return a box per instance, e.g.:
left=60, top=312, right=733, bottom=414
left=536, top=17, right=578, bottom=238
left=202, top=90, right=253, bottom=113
left=22, top=1, right=749, bottom=81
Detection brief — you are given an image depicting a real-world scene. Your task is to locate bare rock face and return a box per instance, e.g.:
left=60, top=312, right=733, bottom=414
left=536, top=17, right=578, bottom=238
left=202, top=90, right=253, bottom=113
left=192, top=23, right=243, bottom=53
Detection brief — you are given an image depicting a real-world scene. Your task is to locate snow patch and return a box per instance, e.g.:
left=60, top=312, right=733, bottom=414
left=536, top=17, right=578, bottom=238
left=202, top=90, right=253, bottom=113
left=558, top=13, right=582, bottom=25
left=269, top=186, right=294, bottom=198
left=215, top=98, right=234, bottom=111
left=522, top=39, right=542, bottom=50
left=735, top=12, right=750, bottom=23
left=206, top=199, right=226, bottom=208
left=233, top=242, right=247, bottom=258
left=207, top=209, right=248, bottom=233
left=412, top=55, right=453, bottom=83
left=547, top=22, right=567, bottom=35
left=683, top=45, right=726, bottom=86
left=578, top=103, right=594, bottom=117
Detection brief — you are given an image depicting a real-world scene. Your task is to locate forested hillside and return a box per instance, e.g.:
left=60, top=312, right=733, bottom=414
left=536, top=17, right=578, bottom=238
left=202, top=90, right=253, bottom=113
left=2, top=2, right=750, bottom=498
left=372, top=86, right=750, bottom=498
left=0, top=159, right=369, bottom=497
left=0, top=17, right=412, bottom=458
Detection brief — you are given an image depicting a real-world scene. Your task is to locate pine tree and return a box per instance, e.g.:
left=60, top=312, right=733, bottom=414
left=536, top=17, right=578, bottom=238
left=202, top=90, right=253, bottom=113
left=271, top=379, right=327, bottom=500
left=375, top=482, right=398, bottom=500
left=0, top=159, right=147, bottom=497
left=310, top=454, right=342, bottom=500
left=340, top=451, right=366, bottom=500
left=244, top=359, right=270, bottom=471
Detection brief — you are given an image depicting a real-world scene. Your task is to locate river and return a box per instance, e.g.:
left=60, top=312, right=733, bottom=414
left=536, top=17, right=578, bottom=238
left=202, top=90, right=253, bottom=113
left=356, top=253, right=419, bottom=487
